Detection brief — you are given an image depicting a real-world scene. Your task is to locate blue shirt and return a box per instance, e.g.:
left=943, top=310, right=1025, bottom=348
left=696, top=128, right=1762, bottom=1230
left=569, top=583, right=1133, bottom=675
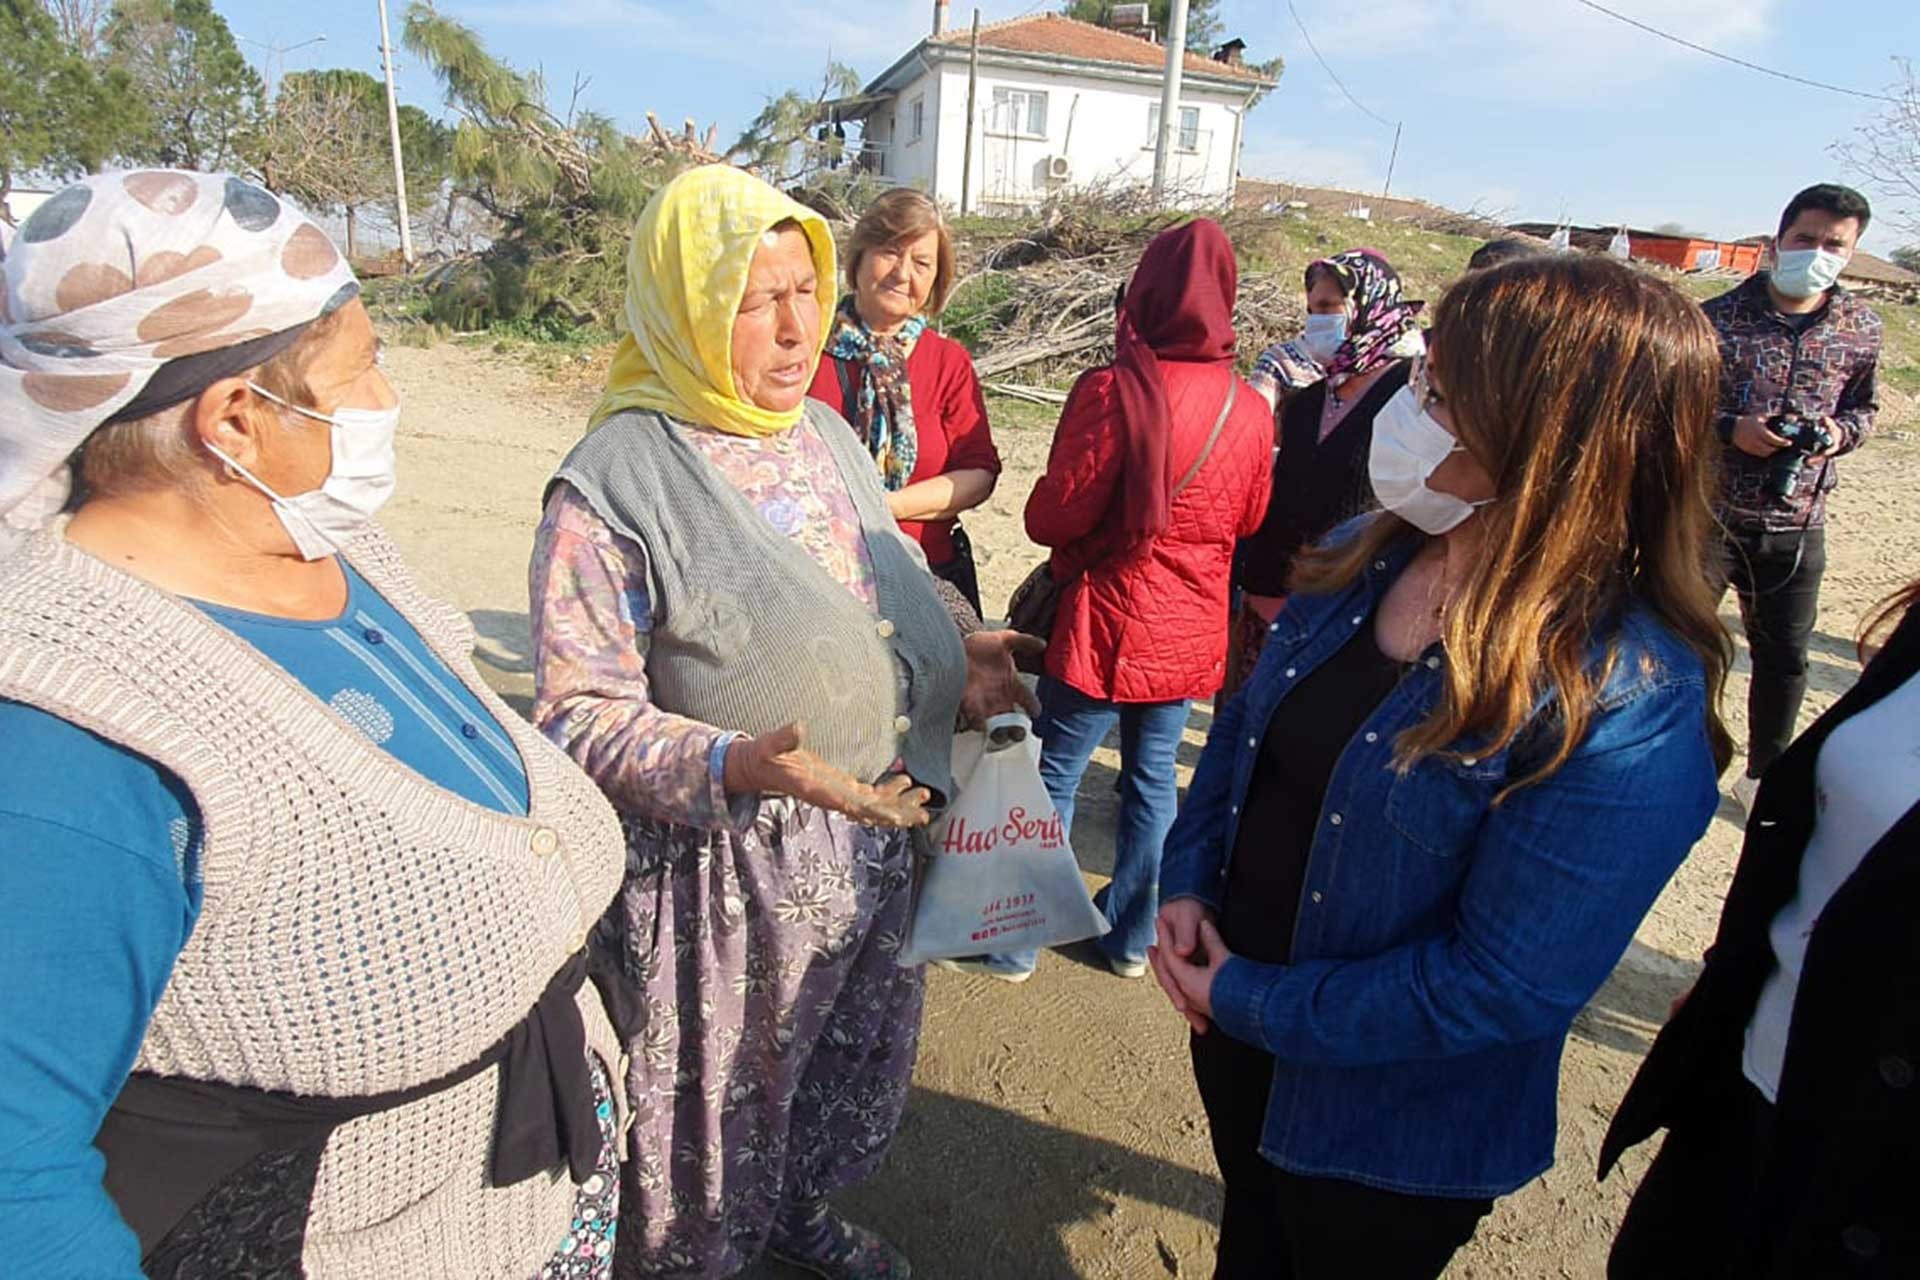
left=1161, top=518, right=1720, bottom=1198
left=0, top=565, right=526, bottom=1274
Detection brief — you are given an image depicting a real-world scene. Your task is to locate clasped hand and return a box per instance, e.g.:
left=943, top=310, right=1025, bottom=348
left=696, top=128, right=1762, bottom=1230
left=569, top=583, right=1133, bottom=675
left=1148, top=899, right=1236, bottom=1035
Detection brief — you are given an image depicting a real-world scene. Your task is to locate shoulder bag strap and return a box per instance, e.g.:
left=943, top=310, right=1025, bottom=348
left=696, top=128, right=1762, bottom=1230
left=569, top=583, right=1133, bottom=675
left=1172, top=375, right=1239, bottom=498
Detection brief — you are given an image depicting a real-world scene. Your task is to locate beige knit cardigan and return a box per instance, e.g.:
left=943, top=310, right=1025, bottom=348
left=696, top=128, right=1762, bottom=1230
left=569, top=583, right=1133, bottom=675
left=0, top=524, right=629, bottom=1279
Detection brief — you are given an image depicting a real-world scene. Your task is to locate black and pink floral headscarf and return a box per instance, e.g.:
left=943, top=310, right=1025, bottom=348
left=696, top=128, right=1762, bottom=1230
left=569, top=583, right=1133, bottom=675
left=1306, top=249, right=1423, bottom=388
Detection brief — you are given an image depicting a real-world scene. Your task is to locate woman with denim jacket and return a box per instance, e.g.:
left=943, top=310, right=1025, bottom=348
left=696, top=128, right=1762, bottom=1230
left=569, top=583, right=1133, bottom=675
left=1148, top=255, right=1735, bottom=1280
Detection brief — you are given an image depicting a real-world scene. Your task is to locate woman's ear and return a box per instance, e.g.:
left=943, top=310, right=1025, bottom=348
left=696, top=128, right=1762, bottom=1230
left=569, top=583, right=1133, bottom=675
left=193, top=377, right=276, bottom=471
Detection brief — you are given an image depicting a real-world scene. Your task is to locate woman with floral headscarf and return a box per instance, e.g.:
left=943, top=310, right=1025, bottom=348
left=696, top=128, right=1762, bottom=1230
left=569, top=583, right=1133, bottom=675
left=530, top=165, right=1036, bottom=1280
left=1228, top=249, right=1424, bottom=693
left=0, top=171, right=631, bottom=1278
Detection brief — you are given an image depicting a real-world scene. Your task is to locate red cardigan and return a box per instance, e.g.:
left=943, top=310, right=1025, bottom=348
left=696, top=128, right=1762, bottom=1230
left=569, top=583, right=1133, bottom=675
left=1027, top=361, right=1273, bottom=704
left=808, top=329, right=1001, bottom=567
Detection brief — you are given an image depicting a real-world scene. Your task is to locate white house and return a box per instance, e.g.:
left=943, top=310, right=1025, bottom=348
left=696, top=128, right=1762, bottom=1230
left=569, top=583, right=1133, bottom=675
left=847, top=11, right=1273, bottom=211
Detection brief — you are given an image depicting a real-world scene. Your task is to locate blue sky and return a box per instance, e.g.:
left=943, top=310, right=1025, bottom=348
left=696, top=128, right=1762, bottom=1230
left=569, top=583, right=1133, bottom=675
left=221, top=0, right=1919, bottom=253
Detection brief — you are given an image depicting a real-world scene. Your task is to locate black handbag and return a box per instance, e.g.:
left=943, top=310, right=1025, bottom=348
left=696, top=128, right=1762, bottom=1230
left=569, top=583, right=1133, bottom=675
left=1005, top=379, right=1239, bottom=656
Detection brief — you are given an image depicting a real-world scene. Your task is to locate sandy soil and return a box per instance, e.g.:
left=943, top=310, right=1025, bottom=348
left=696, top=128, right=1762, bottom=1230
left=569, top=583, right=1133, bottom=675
left=377, top=339, right=1919, bottom=1280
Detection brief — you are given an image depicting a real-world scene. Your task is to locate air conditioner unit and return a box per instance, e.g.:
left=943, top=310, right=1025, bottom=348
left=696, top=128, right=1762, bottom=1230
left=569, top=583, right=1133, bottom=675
left=1046, top=154, right=1072, bottom=182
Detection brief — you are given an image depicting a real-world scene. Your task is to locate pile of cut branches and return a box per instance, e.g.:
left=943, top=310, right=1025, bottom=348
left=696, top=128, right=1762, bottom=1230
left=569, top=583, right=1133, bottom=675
left=941, top=189, right=1303, bottom=386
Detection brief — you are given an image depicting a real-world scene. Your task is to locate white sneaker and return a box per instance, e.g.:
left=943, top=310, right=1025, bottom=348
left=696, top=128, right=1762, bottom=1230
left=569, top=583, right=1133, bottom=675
left=930, top=955, right=1035, bottom=983
left=1731, top=773, right=1760, bottom=817
left=1106, top=954, right=1149, bottom=980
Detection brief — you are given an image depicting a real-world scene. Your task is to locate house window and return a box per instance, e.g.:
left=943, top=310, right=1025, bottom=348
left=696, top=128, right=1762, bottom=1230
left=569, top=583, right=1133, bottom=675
left=1147, top=104, right=1201, bottom=153
left=989, top=87, right=1049, bottom=139
left=909, top=96, right=925, bottom=143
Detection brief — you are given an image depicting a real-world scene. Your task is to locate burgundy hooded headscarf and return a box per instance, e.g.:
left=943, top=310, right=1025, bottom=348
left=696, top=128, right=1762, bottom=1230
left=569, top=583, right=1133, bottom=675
left=1111, top=218, right=1239, bottom=537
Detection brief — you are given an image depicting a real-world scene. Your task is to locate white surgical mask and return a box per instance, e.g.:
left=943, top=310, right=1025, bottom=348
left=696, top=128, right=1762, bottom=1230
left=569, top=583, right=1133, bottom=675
left=1770, top=247, right=1848, bottom=299
left=1368, top=385, right=1488, bottom=535
left=207, top=383, right=400, bottom=559
left=1301, top=312, right=1348, bottom=363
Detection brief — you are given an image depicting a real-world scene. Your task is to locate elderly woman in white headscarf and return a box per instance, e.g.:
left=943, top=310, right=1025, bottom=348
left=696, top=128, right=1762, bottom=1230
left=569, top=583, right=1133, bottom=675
left=0, top=171, right=631, bottom=1279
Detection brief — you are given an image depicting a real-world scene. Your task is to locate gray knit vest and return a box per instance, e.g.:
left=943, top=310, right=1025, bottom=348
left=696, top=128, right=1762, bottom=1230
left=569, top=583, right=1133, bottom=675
left=0, top=524, right=629, bottom=1279
left=551, top=403, right=965, bottom=803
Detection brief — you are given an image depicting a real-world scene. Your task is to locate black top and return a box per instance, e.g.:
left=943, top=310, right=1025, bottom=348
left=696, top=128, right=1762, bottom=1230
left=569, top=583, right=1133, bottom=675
left=1601, top=603, right=1920, bottom=1277
left=1235, top=361, right=1410, bottom=597
left=1222, top=613, right=1407, bottom=965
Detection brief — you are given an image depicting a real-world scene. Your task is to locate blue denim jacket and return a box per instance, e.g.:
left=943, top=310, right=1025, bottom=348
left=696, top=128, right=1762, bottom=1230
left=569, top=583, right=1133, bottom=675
left=1162, top=520, right=1720, bottom=1198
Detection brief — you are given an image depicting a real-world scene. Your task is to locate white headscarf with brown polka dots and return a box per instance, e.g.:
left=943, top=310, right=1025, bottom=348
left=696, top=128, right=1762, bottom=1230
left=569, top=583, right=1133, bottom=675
left=0, top=169, right=358, bottom=552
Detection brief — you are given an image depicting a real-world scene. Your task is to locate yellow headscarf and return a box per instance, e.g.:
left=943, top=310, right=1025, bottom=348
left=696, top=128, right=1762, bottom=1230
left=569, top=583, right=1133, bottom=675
left=589, top=165, right=839, bottom=437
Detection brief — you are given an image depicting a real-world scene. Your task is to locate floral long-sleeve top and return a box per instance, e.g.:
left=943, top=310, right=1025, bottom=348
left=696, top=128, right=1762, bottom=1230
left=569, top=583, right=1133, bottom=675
left=529, top=420, right=878, bottom=831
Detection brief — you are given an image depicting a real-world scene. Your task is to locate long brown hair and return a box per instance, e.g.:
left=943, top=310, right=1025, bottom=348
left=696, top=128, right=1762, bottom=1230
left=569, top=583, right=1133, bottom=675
left=1293, top=254, right=1735, bottom=792
left=1860, top=575, right=1920, bottom=660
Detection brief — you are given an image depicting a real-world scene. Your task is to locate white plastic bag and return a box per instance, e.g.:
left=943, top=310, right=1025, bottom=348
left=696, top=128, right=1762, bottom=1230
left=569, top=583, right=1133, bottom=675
left=899, top=713, right=1109, bottom=966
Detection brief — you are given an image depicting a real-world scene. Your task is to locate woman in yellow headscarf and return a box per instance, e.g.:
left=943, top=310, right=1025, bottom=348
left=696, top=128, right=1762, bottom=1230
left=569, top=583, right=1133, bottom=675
left=531, top=165, right=1035, bottom=1279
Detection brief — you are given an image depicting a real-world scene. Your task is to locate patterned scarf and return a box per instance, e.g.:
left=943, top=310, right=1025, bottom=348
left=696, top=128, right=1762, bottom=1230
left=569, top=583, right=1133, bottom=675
left=0, top=169, right=358, bottom=552
left=1309, top=249, right=1424, bottom=389
left=826, top=296, right=927, bottom=491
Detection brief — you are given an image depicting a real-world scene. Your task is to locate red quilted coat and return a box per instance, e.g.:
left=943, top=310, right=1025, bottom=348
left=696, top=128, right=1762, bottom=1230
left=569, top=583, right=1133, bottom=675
left=1027, top=360, right=1273, bottom=703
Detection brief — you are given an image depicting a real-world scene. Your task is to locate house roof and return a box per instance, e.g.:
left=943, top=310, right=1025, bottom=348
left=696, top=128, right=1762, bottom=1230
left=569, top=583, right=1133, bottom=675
left=1838, top=250, right=1920, bottom=286
left=923, top=13, right=1274, bottom=88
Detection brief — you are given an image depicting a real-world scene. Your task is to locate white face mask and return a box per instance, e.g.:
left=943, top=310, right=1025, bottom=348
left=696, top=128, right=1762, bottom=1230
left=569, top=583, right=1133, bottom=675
left=207, top=383, right=400, bottom=560
left=1302, top=312, right=1348, bottom=363
left=1368, top=385, right=1488, bottom=535
left=1770, top=246, right=1848, bottom=299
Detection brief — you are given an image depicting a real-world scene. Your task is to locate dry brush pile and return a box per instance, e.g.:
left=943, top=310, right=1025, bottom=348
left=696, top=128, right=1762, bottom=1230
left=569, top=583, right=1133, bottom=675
left=938, top=191, right=1304, bottom=397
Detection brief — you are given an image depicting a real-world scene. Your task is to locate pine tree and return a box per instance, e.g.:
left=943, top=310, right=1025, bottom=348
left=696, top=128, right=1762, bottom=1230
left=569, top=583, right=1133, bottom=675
left=103, top=0, right=264, bottom=172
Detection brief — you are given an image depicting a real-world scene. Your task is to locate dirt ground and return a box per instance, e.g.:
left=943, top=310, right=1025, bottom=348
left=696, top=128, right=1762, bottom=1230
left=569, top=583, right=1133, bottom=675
left=376, top=339, right=1919, bottom=1280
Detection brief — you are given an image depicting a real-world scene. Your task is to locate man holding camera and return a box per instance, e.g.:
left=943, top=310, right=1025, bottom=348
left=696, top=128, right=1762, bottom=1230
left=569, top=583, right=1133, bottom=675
left=1706, top=183, right=1882, bottom=811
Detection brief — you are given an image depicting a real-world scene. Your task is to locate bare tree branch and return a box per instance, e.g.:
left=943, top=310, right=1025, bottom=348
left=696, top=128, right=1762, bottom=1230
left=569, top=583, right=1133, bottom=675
left=1832, top=57, right=1920, bottom=243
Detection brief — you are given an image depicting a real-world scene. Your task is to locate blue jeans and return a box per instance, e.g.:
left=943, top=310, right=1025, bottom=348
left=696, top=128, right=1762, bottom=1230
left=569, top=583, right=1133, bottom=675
left=999, top=677, right=1191, bottom=970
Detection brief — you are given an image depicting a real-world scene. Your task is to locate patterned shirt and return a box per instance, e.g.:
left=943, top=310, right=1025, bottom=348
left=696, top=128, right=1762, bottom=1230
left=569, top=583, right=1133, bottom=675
left=529, top=419, right=879, bottom=832
left=1703, top=273, right=1881, bottom=534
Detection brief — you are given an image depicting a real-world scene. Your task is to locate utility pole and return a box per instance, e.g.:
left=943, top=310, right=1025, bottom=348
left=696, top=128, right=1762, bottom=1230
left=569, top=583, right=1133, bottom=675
left=960, top=9, right=981, bottom=215
left=376, top=0, right=414, bottom=268
left=1382, top=122, right=1402, bottom=198
left=1151, top=0, right=1190, bottom=201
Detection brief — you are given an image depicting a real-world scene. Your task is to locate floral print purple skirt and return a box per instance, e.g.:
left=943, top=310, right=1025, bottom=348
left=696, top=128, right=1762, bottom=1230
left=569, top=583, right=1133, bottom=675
left=600, top=802, right=923, bottom=1278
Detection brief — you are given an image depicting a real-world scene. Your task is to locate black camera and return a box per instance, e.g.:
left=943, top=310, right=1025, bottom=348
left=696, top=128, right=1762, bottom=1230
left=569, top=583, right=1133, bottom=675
left=1763, top=413, right=1833, bottom=502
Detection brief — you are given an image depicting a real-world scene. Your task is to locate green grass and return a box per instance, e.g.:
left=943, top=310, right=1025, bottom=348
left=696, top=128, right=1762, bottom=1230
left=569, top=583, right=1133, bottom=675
left=941, top=272, right=1021, bottom=352
left=1875, top=298, right=1920, bottom=397
left=1231, top=214, right=1484, bottom=303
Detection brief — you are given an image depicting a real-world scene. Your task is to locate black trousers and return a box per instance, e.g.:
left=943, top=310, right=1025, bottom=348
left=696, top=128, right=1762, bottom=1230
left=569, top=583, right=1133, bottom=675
left=1608, top=1067, right=1775, bottom=1279
left=1720, top=526, right=1826, bottom=777
left=1190, top=1030, right=1493, bottom=1280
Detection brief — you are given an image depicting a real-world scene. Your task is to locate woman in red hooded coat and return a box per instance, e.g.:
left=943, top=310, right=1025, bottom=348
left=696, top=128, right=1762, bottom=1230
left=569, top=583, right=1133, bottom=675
left=962, top=220, right=1272, bottom=983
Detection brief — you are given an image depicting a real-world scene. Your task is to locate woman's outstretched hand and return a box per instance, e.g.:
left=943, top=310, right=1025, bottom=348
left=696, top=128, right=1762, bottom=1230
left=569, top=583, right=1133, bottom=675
left=725, top=723, right=934, bottom=829
left=1149, top=900, right=1227, bottom=1035
left=960, top=630, right=1045, bottom=728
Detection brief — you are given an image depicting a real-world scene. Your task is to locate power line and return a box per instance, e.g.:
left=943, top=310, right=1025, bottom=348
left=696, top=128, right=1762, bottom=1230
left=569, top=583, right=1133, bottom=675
left=1568, top=0, right=1901, bottom=105
left=1286, top=1, right=1399, bottom=130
